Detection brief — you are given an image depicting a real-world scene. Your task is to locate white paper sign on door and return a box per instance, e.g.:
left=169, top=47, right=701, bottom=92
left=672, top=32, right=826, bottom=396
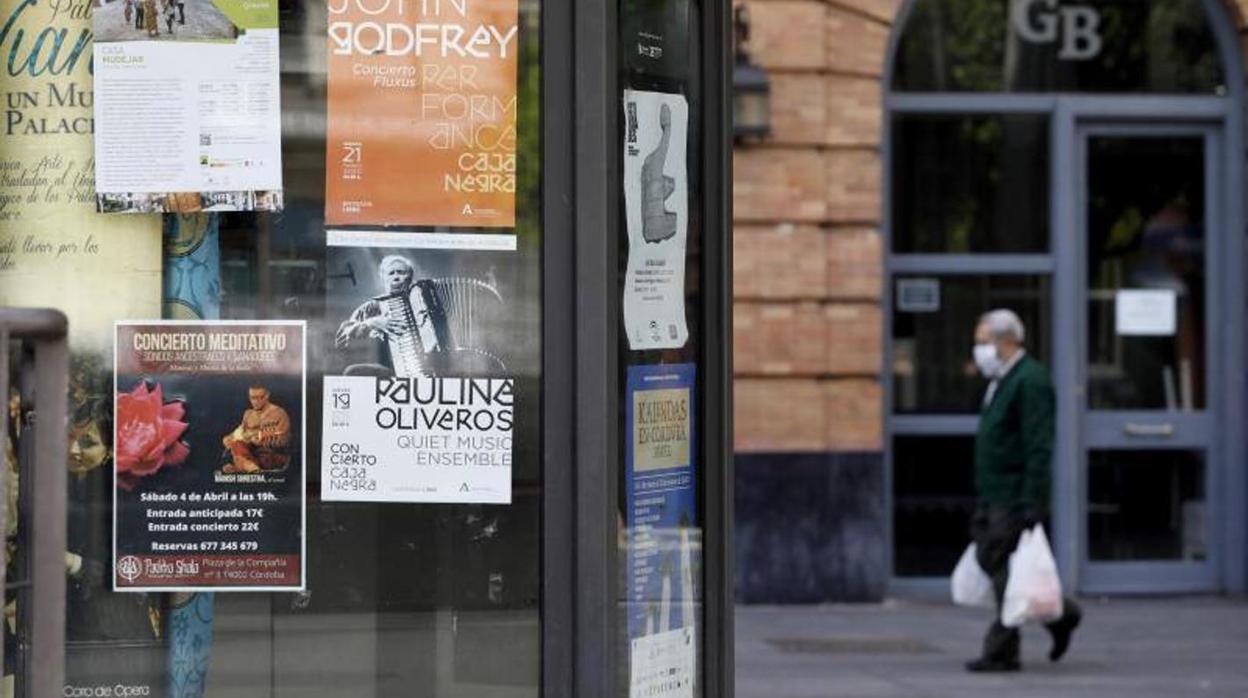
left=622, top=90, right=690, bottom=350
left=1115, top=289, right=1177, bottom=336
left=321, top=376, right=513, bottom=504
left=629, top=626, right=695, bottom=698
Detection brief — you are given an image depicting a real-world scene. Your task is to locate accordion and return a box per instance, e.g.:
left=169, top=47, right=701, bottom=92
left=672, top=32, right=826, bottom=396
left=375, top=278, right=505, bottom=377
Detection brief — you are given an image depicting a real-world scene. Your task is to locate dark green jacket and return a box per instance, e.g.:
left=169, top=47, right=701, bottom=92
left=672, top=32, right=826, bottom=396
left=974, top=354, right=1054, bottom=511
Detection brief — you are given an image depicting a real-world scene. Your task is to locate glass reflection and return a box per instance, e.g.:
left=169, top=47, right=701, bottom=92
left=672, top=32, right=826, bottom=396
left=1086, top=136, right=1205, bottom=411
left=893, top=0, right=1224, bottom=93
left=893, top=275, right=1050, bottom=414
left=1088, top=450, right=1206, bottom=561
left=891, top=114, right=1049, bottom=254
left=892, top=436, right=976, bottom=577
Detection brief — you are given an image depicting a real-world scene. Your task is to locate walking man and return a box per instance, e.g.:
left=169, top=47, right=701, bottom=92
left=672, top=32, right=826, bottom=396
left=966, top=309, right=1082, bottom=672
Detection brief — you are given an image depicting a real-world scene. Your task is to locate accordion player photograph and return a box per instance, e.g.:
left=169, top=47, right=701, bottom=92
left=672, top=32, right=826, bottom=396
left=331, top=250, right=509, bottom=378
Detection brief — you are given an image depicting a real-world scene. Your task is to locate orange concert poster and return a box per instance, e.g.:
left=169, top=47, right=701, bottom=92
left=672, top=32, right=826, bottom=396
left=325, top=0, right=520, bottom=228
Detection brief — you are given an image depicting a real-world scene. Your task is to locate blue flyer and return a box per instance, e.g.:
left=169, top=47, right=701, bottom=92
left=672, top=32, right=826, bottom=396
left=625, top=363, right=697, bottom=640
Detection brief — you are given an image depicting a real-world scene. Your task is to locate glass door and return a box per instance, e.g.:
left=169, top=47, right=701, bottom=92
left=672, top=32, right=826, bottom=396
left=1077, top=125, right=1221, bottom=593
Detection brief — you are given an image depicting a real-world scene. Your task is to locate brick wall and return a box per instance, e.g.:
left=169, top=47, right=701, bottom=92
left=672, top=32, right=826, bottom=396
left=732, top=0, right=1248, bottom=455
left=732, top=0, right=897, bottom=455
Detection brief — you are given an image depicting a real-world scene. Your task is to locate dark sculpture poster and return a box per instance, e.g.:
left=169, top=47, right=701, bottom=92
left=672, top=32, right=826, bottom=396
left=622, top=89, right=689, bottom=350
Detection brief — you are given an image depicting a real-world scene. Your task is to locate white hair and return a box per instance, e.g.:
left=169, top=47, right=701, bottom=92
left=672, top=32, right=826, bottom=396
left=979, top=308, right=1026, bottom=344
left=378, top=255, right=414, bottom=280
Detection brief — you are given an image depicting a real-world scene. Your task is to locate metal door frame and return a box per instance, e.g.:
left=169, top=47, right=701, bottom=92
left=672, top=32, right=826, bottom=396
left=542, top=0, right=734, bottom=694
left=1059, top=119, right=1226, bottom=593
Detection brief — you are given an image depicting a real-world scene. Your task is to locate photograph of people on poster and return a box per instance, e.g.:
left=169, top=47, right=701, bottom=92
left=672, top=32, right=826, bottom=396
left=113, top=321, right=306, bottom=591
left=321, top=232, right=520, bottom=504
left=623, top=89, right=690, bottom=351
left=94, top=0, right=237, bottom=43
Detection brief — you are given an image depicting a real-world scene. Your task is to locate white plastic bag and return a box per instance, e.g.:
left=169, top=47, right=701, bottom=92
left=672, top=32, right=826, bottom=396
left=1001, top=525, right=1064, bottom=628
left=951, top=543, right=994, bottom=608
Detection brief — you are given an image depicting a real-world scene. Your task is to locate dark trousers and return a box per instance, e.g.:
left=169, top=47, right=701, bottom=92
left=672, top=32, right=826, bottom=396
left=971, top=504, right=1081, bottom=661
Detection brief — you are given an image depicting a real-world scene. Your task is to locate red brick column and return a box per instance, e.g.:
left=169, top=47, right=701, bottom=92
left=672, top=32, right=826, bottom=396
left=733, top=0, right=895, bottom=455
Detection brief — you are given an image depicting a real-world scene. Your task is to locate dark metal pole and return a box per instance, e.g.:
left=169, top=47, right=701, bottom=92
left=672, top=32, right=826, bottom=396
left=572, top=0, right=622, bottom=690
left=701, top=0, right=735, bottom=694
left=542, top=0, right=576, bottom=694
left=0, top=308, right=68, bottom=698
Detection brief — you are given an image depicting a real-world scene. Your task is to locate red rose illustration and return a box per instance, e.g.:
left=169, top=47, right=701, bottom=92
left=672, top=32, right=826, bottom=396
left=116, top=381, right=189, bottom=490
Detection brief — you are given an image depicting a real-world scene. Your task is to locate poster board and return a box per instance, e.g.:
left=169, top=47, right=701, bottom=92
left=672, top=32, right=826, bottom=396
left=325, top=0, right=520, bottom=228
left=625, top=363, right=697, bottom=697
left=319, top=229, right=517, bottom=503
left=92, top=0, right=284, bottom=212
left=113, top=321, right=306, bottom=591
left=0, top=0, right=163, bottom=349
left=622, top=89, right=689, bottom=350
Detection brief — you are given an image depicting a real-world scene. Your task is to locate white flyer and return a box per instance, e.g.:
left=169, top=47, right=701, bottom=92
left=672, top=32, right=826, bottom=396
left=93, top=0, right=283, bottom=213
left=629, top=626, right=695, bottom=698
left=622, top=90, right=690, bottom=350
left=1115, top=289, right=1177, bottom=336
left=321, top=376, right=513, bottom=504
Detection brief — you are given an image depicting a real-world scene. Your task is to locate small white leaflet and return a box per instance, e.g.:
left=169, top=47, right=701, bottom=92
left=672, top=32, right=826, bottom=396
left=1115, top=289, right=1177, bottom=336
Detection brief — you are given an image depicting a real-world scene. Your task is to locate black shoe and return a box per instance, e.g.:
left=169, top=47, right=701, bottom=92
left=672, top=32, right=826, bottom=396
left=1048, top=605, right=1082, bottom=662
left=965, top=657, right=1021, bottom=673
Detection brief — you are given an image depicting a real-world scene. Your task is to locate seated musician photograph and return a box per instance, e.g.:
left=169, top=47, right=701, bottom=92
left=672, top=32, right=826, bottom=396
left=334, top=254, right=441, bottom=359
left=331, top=251, right=506, bottom=378
left=221, top=385, right=291, bottom=474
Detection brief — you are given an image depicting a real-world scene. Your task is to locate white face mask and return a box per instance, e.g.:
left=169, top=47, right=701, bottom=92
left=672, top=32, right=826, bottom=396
left=973, top=343, right=1002, bottom=378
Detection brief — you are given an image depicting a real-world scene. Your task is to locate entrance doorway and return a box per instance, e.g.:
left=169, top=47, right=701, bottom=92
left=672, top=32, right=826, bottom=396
left=1068, top=125, right=1222, bottom=593
left=885, top=0, right=1247, bottom=595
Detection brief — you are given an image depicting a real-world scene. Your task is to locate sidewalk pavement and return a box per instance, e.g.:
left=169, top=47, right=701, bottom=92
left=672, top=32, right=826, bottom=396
left=735, top=597, right=1248, bottom=698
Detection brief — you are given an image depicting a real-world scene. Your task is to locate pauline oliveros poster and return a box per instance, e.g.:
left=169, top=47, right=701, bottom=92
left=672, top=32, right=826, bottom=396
left=325, top=0, right=520, bottom=228
left=113, top=321, right=306, bottom=591
left=320, top=230, right=516, bottom=503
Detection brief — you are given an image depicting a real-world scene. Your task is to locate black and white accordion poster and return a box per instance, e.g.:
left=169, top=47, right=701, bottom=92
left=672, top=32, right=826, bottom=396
left=321, top=231, right=515, bottom=504
left=623, top=89, right=690, bottom=351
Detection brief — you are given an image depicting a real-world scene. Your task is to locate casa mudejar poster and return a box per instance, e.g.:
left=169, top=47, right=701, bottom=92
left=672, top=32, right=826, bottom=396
left=113, top=321, right=306, bottom=592
left=325, top=0, right=520, bottom=228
